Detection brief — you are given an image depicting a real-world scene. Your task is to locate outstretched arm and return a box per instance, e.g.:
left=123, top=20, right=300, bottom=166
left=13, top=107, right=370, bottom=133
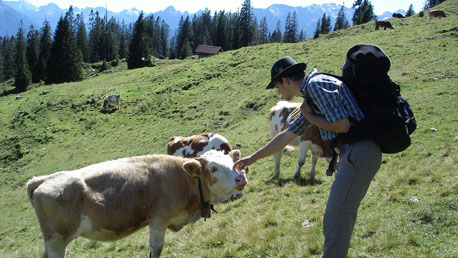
left=233, top=129, right=297, bottom=170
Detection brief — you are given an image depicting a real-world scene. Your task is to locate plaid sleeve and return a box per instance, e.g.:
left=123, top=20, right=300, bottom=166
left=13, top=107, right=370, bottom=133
left=287, top=112, right=311, bottom=136
left=308, top=79, right=349, bottom=123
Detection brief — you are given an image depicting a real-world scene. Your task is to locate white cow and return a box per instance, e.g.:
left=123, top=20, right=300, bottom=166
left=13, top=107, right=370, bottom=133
left=102, top=94, right=120, bottom=111
left=26, top=150, right=246, bottom=258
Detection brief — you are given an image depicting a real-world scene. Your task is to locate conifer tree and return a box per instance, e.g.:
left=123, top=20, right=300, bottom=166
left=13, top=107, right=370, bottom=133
left=352, top=0, right=375, bottom=25
left=14, top=22, right=32, bottom=92
left=270, top=20, right=282, bottom=42
left=406, top=4, right=415, bottom=17
left=75, top=13, right=89, bottom=62
left=176, top=16, right=194, bottom=58
left=127, top=12, right=148, bottom=69
left=36, top=20, right=52, bottom=82
left=118, top=21, right=129, bottom=59
left=251, top=17, right=259, bottom=44
left=231, top=13, right=241, bottom=49
left=298, top=29, right=306, bottom=41
left=284, top=11, right=298, bottom=43
left=88, top=10, right=104, bottom=62
left=215, top=11, right=228, bottom=49
left=160, top=20, right=169, bottom=58
left=258, top=17, right=269, bottom=44
left=0, top=44, right=4, bottom=82
left=239, top=0, right=254, bottom=47
left=104, top=17, right=120, bottom=61
left=334, top=5, right=350, bottom=31
left=2, top=36, right=16, bottom=81
left=46, top=12, right=83, bottom=84
left=169, top=47, right=176, bottom=59
left=26, top=25, right=40, bottom=83
left=424, top=0, right=445, bottom=10
left=314, top=19, right=321, bottom=39
left=179, top=39, right=192, bottom=59
left=320, top=13, right=331, bottom=34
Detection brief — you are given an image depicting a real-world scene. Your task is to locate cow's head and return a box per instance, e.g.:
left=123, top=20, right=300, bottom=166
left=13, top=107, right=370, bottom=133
left=182, top=150, right=247, bottom=204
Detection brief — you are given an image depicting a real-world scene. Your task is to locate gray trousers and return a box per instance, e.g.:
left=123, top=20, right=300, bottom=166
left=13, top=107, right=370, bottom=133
left=322, top=139, right=382, bottom=258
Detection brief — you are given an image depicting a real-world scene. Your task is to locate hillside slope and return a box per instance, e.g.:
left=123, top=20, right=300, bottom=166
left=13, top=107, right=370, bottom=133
left=0, top=1, right=456, bottom=257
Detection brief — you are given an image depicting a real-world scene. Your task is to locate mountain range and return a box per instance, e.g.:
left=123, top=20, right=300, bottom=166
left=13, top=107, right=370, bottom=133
left=0, top=0, right=405, bottom=39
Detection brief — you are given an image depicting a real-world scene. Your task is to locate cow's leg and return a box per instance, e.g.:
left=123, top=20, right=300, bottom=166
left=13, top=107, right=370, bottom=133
left=42, top=234, right=72, bottom=258
left=294, top=140, right=310, bottom=180
left=149, top=224, right=166, bottom=258
left=273, top=151, right=282, bottom=178
left=310, top=151, right=319, bottom=182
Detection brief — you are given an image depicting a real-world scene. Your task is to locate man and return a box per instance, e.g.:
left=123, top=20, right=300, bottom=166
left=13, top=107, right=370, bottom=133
left=233, top=56, right=382, bottom=257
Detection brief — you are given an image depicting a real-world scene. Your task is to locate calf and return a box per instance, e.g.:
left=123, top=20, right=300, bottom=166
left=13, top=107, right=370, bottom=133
left=168, top=133, right=246, bottom=198
left=102, top=94, right=120, bottom=111
left=392, top=13, right=405, bottom=18
left=375, top=20, right=394, bottom=30
left=26, top=150, right=246, bottom=258
left=270, top=101, right=333, bottom=181
left=429, top=9, right=446, bottom=21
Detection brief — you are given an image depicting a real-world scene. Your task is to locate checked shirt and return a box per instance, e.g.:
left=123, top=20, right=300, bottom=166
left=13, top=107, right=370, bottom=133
left=288, top=68, right=365, bottom=140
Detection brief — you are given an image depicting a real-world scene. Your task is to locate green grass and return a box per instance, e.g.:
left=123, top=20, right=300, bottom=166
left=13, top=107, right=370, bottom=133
left=1, top=1, right=457, bottom=257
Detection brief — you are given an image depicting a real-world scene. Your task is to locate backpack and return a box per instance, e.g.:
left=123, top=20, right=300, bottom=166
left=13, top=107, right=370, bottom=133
left=309, top=44, right=417, bottom=154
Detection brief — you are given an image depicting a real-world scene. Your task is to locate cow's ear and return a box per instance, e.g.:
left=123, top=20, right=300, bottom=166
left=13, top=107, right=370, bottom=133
left=229, top=150, right=241, bottom=162
left=183, top=160, right=202, bottom=178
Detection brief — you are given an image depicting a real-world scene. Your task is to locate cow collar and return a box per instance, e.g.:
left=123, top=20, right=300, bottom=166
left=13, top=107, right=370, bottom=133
left=197, top=177, right=218, bottom=220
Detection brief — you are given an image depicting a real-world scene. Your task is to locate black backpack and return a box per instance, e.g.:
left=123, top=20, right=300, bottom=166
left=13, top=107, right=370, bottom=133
left=310, top=44, right=416, bottom=154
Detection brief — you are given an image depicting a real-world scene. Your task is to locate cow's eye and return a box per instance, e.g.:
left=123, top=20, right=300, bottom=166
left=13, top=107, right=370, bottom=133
left=210, top=167, right=218, bottom=173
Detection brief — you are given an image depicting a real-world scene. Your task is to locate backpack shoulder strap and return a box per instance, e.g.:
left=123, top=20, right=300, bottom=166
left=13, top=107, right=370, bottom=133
left=308, top=72, right=343, bottom=81
left=312, top=73, right=343, bottom=81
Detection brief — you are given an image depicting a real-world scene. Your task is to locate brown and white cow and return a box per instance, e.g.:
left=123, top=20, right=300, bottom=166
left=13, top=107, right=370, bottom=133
left=270, top=101, right=333, bottom=180
left=168, top=133, right=246, bottom=198
left=167, top=133, right=232, bottom=157
left=26, top=150, right=246, bottom=258
left=429, top=9, right=447, bottom=21
left=375, top=20, right=394, bottom=30
left=102, top=94, right=120, bottom=111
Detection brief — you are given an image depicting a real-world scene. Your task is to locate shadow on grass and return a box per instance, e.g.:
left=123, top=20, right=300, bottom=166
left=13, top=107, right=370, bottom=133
left=99, top=108, right=118, bottom=114
left=0, top=87, right=21, bottom=97
left=264, top=176, right=323, bottom=187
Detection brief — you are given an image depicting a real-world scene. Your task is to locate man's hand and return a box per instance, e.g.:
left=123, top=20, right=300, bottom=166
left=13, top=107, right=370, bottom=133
left=233, top=155, right=255, bottom=171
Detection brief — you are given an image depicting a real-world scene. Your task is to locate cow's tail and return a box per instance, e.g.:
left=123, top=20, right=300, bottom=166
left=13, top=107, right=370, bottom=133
left=26, top=175, right=48, bottom=205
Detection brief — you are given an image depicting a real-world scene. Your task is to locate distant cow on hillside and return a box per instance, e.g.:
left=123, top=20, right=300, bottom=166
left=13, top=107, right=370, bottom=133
left=392, top=13, right=405, bottom=18
left=375, top=20, right=394, bottom=30
left=429, top=9, right=447, bottom=21
left=102, top=94, right=120, bottom=111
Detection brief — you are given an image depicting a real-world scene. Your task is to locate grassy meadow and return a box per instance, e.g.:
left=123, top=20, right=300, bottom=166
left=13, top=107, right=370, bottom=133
left=0, top=1, right=457, bottom=257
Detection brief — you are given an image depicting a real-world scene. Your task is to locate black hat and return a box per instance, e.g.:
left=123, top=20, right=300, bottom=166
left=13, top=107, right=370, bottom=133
left=266, top=56, right=307, bottom=89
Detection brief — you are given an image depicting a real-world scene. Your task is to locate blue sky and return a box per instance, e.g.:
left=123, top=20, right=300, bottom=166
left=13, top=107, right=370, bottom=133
left=23, top=0, right=426, bottom=14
